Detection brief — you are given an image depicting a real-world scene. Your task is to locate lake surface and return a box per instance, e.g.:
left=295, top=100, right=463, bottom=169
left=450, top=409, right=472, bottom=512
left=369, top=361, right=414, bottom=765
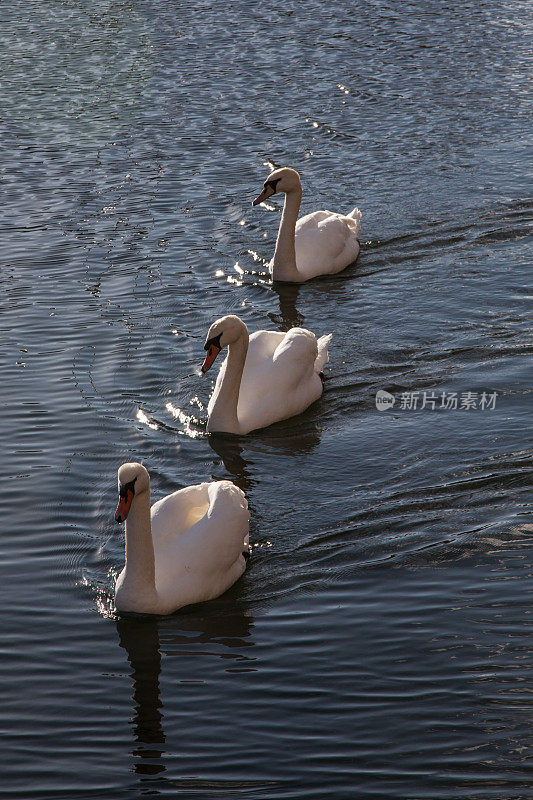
left=1, top=1, right=531, bottom=798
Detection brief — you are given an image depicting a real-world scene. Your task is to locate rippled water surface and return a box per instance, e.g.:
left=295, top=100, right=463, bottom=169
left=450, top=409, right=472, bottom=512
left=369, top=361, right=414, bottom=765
left=1, top=1, right=531, bottom=798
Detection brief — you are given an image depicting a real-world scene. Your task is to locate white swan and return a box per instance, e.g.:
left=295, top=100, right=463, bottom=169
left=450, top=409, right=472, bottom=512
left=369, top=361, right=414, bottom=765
left=113, top=462, right=250, bottom=614
left=201, top=314, right=332, bottom=434
left=252, top=167, right=361, bottom=283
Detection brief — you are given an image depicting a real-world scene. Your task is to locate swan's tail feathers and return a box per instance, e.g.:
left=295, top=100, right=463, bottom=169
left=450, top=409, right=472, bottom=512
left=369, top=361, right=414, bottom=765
left=315, top=333, right=332, bottom=374
left=346, top=207, right=362, bottom=236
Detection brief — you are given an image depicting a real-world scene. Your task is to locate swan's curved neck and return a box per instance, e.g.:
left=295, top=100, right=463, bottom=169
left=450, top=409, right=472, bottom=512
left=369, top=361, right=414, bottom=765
left=207, top=324, right=249, bottom=434
left=271, top=185, right=302, bottom=283
left=123, top=489, right=156, bottom=595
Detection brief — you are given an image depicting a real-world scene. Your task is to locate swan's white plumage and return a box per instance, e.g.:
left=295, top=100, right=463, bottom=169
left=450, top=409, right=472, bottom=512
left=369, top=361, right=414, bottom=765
left=115, top=467, right=249, bottom=615
left=149, top=481, right=249, bottom=604
left=315, top=332, right=333, bottom=374
left=288, top=208, right=361, bottom=281
left=205, top=318, right=331, bottom=435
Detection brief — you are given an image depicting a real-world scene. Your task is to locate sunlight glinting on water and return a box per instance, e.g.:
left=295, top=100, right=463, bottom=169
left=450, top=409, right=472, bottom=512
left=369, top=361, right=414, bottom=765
left=246, top=250, right=264, bottom=262
left=165, top=401, right=203, bottom=438
left=136, top=407, right=158, bottom=431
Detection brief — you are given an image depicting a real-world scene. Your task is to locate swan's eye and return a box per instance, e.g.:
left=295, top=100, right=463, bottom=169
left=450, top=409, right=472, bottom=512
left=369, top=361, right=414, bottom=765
left=119, top=477, right=137, bottom=498
left=266, top=178, right=281, bottom=193
left=204, top=332, right=222, bottom=351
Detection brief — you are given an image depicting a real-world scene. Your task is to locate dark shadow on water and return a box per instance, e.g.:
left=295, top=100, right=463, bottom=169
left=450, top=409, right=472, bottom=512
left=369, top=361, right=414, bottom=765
left=250, top=409, right=324, bottom=456
left=159, top=597, right=255, bottom=651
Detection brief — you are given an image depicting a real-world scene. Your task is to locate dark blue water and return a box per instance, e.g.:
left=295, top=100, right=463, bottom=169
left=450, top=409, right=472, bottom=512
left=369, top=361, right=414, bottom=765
left=1, top=1, right=531, bottom=798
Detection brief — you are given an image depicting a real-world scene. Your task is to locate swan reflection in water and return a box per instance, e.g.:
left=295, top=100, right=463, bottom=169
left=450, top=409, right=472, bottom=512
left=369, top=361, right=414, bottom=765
left=116, top=601, right=254, bottom=786
left=117, top=616, right=166, bottom=779
left=208, top=413, right=323, bottom=501
left=268, top=259, right=364, bottom=334
left=207, top=433, right=256, bottom=495
left=268, top=282, right=304, bottom=330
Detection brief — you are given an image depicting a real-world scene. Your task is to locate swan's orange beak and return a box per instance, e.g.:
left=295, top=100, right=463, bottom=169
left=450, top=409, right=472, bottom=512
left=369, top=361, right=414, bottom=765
left=201, top=344, right=221, bottom=374
left=252, top=185, right=275, bottom=206
left=115, top=489, right=134, bottom=523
